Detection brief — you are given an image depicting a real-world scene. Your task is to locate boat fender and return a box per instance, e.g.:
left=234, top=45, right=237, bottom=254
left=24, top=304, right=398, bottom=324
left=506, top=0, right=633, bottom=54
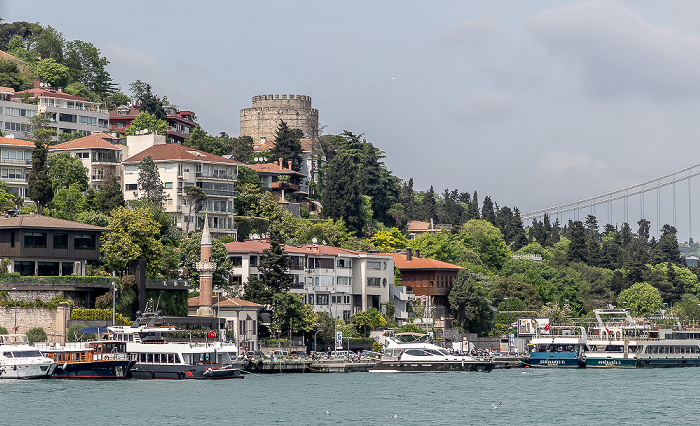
left=255, top=360, right=263, bottom=370
left=246, top=360, right=254, bottom=370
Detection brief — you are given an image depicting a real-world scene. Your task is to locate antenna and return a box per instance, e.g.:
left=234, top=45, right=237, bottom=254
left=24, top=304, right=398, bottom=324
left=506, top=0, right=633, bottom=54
left=312, top=237, right=318, bottom=245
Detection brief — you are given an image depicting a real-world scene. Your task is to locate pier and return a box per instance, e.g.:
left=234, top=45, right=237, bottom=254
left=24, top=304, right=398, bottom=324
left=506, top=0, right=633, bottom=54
left=241, top=359, right=376, bottom=373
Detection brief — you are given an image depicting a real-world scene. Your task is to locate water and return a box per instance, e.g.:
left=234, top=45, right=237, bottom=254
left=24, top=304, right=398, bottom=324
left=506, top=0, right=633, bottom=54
left=2, top=368, right=700, bottom=425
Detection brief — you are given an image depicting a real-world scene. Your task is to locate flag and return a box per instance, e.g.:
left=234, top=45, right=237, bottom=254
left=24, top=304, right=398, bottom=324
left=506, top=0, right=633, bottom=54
left=544, top=323, right=550, bottom=332
left=207, top=330, right=216, bottom=338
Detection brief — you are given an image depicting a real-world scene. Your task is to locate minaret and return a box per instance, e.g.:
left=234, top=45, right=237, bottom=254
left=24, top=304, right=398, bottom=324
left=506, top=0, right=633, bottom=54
left=196, top=214, right=216, bottom=317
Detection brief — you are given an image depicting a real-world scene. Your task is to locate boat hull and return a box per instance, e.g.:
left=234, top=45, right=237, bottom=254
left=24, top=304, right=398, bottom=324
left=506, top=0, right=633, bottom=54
left=130, top=363, right=243, bottom=379
left=586, top=356, right=700, bottom=368
left=370, top=360, right=494, bottom=373
left=522, top=354, right=584, bottom=368
left=0, top=362, right=55, bottom=379
left=51, top=360, right=135, bottom=379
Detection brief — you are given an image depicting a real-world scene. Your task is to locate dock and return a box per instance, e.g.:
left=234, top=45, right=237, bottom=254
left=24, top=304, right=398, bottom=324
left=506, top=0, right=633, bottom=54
left=241, top=359, right=376, bottom=373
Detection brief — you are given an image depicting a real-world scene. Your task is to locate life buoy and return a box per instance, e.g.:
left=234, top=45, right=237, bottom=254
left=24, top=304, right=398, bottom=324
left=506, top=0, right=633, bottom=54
left=255, top=360, right=263, bottom=370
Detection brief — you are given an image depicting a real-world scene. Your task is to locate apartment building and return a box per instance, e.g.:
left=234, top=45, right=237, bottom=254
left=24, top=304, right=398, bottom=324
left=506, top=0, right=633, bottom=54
left=0, top=136, right=34, bottom=199
left=109, top=104, right=196, bottom=144
left=122, top=143, right=242, bottom=238
left=51, top=133, right=123, bottom=190
left=225, top=240, right=393, bottom=321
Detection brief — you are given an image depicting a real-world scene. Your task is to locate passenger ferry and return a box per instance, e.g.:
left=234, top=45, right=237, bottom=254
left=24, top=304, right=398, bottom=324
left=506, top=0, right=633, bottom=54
left=371, top=333, right=494, bottom=373
left=36, top=335, right=135, bottom=379
left=584, top=309, right=700, bottom=368
left=522, top=325, right=588, bottom=368
left=0, top=334, right=55, bottom=379
left=107, top=310, right=242, bottom=379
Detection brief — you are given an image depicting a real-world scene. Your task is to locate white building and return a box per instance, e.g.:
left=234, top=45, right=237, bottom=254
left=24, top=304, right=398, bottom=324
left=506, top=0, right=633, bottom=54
left=224, top=240, right=393, bottom=321
left=51, top=133, right=123, bottom=190
left=0, top=136, right=34, bottom=199
left=122, top=143, right=242, bottom=238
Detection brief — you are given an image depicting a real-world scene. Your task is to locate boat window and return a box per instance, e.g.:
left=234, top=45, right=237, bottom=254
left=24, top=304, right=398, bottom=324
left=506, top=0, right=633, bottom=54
left=424, top=349, right=444, bottom=356
left=404, top=349, right=428, bottom=356
left=12, top=350, right=42, bottom=358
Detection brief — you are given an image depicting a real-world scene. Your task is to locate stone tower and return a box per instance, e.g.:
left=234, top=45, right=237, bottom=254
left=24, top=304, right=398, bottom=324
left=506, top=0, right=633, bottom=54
left=195, top=215, right=216, bottom=317
left=240, top=94, right=319, bottom=142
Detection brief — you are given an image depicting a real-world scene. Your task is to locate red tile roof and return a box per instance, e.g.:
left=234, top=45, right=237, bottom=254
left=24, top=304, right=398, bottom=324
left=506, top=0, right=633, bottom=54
left=16, top=87, right=88, bottom=101
left=0, top=214, right=109, bottom=231
left=252, top=141, right=274, bottom=152
left=225, top=240, right=363, bottom=256
left=0, top=137, right=34, bottom=147
left=246, top=162, right=305, bottom=177
left=0, top=86, right=15, bottom=94
left=108, top=105, right=140, bottom=119
left=407, top=220, right=441, bottom=232
left=382, top=253, right=462, bottom=271
left=188, top=295, right=263, bottom=308
left=51, top=133, right=121, bottom=151
left=123, top=143, right=244, bottom=165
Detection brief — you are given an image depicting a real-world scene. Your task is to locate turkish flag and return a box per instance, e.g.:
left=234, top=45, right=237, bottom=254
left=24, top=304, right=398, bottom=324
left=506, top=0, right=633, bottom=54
left=207, top=330, right=216, bottom=338
left=544, top=323, right=550, bottom=332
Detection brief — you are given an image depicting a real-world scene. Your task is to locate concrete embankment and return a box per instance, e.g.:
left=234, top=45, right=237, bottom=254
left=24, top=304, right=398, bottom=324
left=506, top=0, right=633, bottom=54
left=242, top=359, right=375, bottom=373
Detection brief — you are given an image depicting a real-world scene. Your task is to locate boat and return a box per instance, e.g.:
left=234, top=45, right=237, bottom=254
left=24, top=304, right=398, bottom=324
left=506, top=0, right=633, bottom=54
left=370, top=333, right=494, bottom=373
left=36, top=332, right=135, bottom=379
left=0, top=334, right=56, bottom=379
left=107, top=309, right=242, bottom=379
left=521, top=325, right=589, bottom=368
left=584, top=309, right=700, bottom=368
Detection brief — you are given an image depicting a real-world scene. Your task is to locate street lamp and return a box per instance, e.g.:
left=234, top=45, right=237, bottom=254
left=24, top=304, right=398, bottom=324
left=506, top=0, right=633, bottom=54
left=111, top=281, right=117, bottom=326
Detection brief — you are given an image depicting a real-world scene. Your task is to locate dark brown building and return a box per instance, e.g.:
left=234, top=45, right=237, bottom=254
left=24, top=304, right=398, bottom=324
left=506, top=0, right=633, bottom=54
left=0, top=215, right=108, bottom=276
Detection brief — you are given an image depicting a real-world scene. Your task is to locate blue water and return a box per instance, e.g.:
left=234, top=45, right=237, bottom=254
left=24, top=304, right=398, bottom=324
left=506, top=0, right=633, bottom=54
left=2, top=368, right=700, bottom=425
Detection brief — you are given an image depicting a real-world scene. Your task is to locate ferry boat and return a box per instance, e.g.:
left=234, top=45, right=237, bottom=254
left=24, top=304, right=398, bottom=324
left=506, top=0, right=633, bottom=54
left=0, top=334, right=56, bottom=379
left=521, top=325, right=589, bottom=368
left=371, top=333, right=494, bottom=373
left=584, top=309, right=700, bottom=368
left=107, top=310, right=242, bottom=379
left=36, top=335, right=135, bottom=379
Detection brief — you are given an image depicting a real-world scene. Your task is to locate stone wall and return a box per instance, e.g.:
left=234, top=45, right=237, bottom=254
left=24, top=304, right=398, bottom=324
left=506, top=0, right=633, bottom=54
left=240, top=94, right=319, bottom=142
left=0, top=305, right=70, bottom=343
left=7, top=290, right=63, bottom=303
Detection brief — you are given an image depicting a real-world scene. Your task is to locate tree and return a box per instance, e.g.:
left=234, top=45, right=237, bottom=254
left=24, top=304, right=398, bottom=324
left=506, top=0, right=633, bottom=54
left=448, top=270, right=494, bottom=336
left=93, top=174, right=125, bottom=214
left=488, top=277, right=543, bottom=310
left=47, top=151, right=89, bottom=192
left=28, top=25, right=64, bottom=62
left=617, top=282, right=663, bottom=317
left=63, top=40, right=115, bottom=96
left=321, top=149, right=364, bottom=235
left=27, top=114, right=54, bottom=214
left=0, top=58, right=31, bottom=91
left=369, top=228, right=407, bottom=253
left=228, top=135, right=254, bottom=163
left=178, top=233, right=233, bottom=290
left=243, top=231, right=293, bottom=307
left=350, top=308, right=387, bottom=337
left=137, top=156, right=165, bottom=208
left=182, top=185, right=207, bottom=235
left=270, top=292, right=317, bottom=335
left=270, top=121, right=303, bottom=171
left=652, top=225, right=685, bottom=266
left=460, top=219, right=511, bottom=270
left=101, top=206, right=164, bottom=276
left=104, top=92, right=131, bottom=111
left=34, top=58, right=70, bottom=88
left=130, top=81, right=166, bottom=120
left=567, top=220, right=587, bottom=264
left=125, top=111, right=168, bottom=136
left=45, top=184, right=86, bottom=221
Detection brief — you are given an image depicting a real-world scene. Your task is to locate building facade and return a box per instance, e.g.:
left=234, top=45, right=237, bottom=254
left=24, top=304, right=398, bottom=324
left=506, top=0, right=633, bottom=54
left=109, top=104, right=197, bottom=144
left=0, top=136, right=34, bottom=199
left=225, top=240, right=393, bottom=321
left=187, top=295, right=263, bottom=351
left=122, top=143, right=242, bottom=237
left=50, top=133, right=123, bottom=190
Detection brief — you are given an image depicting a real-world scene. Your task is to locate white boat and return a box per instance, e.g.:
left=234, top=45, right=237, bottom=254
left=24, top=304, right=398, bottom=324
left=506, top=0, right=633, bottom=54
left=371, top=333, right=494, bottom=373
left=522, top=326, right=589, bottom=368
left=107, top=310, right=242, bottom=379
left=0, top=334, right=55, bottom=379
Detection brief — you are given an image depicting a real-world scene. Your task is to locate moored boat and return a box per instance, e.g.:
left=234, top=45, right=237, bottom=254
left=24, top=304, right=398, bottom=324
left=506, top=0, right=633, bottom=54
left=371, top=333, right=494, bottom=373
left=0, top=334, right=55, bottom=379
left=521, top=325, right=588, bottom=368
left=36, top=335, right=135, bottom=379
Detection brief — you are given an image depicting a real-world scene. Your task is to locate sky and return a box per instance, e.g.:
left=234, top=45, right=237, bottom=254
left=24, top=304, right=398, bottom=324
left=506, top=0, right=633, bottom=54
left=4, top=0, right=700, bottom=240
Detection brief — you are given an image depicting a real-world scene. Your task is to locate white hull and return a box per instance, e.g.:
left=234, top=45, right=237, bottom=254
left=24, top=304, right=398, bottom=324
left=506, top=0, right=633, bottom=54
left=0, top=360, right=54, bottom=379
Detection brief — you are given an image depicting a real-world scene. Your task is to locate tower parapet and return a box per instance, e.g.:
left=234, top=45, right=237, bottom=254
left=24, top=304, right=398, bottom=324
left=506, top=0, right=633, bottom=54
left=240, top=94, right=319, bottom=142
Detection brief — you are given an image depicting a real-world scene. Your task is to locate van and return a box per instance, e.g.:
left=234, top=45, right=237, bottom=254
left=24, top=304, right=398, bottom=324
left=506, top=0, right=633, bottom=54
left=329, top=350, right=351, bottom=359
left=270, top=350, right=289, bottom=358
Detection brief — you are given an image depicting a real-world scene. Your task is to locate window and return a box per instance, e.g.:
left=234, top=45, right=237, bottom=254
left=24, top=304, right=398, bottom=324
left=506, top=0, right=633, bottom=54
left=165, top=182, right=173, bottom=189
left=10, top=231, right=15, bottom=248
left=58, top=113, right=77, bottom=123
left=54, top=233, right=68, bottom=249
left=24, top=232, right=47, bottom=248
left=231, top=256, right=242, bottom=267
left=14, top=261, right=33, bottom=276
left=337, top=258, right=352, bottom=268
left=116, top=122, right=125, bottom=129
left=316, top=294, right=329, bottom=305
left=337, top=277, right=352, bottom=286
left=5, top=122, right=30, bottom=132
left=250, top=256, right=258, bottom=267
left=76, top=152, right=90, bottom=159
left=367, top=277, right=381, bottom=287
left=125, top=184, right=137, bottom=191
left=61, top=262, right=74, bottom=276
left=344, top=295, right=351, bottom=304
left=125, top=165, right=137, bottom=174
left=79, top=116, right=97, bottom=125
left=74, top=234, right=96, bottom=250
left=367, top=261, right=382, bottom=270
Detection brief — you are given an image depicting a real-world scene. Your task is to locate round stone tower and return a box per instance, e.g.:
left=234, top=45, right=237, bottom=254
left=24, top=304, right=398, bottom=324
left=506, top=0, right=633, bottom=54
left=240, top=94, right=319, bottom=142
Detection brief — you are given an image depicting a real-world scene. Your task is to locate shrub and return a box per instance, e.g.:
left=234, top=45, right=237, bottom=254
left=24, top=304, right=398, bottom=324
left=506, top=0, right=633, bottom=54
left=70, top=308, right=130, bottom=325
left=66, top=324, right=92, bottom=342
left=26, top=327, right=47, bottom=344
left=0, top=326, right=7, bottom=334
left=95, top=292, right=112, bottom=309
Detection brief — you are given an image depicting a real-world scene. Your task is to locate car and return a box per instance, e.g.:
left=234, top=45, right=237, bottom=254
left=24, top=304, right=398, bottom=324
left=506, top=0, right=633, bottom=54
left=241, top=350, right=263, bottom=360
left=291, top=350, right=308, bottom=358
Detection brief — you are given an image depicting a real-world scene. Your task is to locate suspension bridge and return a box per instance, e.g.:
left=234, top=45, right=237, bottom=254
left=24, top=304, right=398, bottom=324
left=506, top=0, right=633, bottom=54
left=521, top=162, right=700, bottom=242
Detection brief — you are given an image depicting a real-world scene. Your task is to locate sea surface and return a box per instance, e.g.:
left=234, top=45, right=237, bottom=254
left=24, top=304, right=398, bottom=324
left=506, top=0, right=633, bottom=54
left=3, top=368, right=700, bottom=425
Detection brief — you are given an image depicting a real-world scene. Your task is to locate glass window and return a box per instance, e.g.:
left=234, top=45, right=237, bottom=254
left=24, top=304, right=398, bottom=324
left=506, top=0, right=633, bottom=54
left=37, top=262, right=59, bottom=276
left=24, top=232, right=47, bottom=248
left=367, top=277, right=381, bottom=287
left=367, top=261, right=382, bottom=270
left=54, top=233, right=68, bottom=249
left=125, top=184, right=137, bottom=191
left=74, top=234, right=96, bottom=250
left=61, top=262, right=74, bottom=276
left=164, top=182, right=173, bottom=189
left=14, top=261, right=33, bottom=276
left=316, top=294, right=329, bottom=305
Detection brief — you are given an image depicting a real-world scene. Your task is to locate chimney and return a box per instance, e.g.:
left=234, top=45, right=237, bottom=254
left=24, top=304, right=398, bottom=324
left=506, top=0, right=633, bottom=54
left=406, top=247, right=413, bottom=261
left=287, top=160, right=292, bottom=170
left=278, top=158, right=283, bottom=169
left=430, top=218, right=434, bottom=229
left=415, top=249, right=420, bottom=258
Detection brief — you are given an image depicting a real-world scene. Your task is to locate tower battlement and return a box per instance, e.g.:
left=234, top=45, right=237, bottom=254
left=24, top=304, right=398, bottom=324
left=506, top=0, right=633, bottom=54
left=240, top=94, right=319, bottom=142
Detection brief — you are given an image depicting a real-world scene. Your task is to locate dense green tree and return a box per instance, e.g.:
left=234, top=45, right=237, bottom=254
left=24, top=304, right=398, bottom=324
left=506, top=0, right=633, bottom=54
left=137, top=156, right=165, bottom=208
left=47, top=151, right=89, bottom=192
left=0, top=21, right=42, bottom=52
left=369, top=228, right=407, bottom=253
left=34, top=58, right=70, bottom=88
left=104, top=93, right=131, bottom=111
left=617, top=282, right=663, bottom=317
left=27, top=114, right=55, bottom=214
left=419, top=186, right=437, bottom=222
left=270, top=292, right=317, bottom=335
left=45, top=184, right=86, bottom=221
left=459, top=219, right=511, bottom=270
left=130, top=80, right=167, bottom=120
left=101, top=206, right=164, bottom=276
left=125, top=111, right=168, bottom=136
left=7, top=35, right=36, bottom=64
left=63, top=40, right=115, bottom=96
left=269, top=121, right=303, bottom=171
left=28, top=25, right=64, bottom=62
left=567, top=220, right=587, bottom=264
left=448, top=269, right=494, bottom=336
left=468, top=191, right=480, bottom=220
left=488, top=277, right=543, bottom=310
left=652, top=225, right=684, bottom=266
left=243, top=231, right=293, bottom=306
left=350, top=308, right=387, bottom=337
left=182, top=185, right=207, bottom=235
left=0, top=58, right=31, bottom=91
left=93, top=174, right=125, bottom=214
left=322, top=148, right=364, bottom=235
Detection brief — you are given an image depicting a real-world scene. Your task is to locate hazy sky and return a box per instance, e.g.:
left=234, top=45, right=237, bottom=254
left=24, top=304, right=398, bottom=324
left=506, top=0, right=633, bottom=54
left=4, top=0, right=700, bottom=238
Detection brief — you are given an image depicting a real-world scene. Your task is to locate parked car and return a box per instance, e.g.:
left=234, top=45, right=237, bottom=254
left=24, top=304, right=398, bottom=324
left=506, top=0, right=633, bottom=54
left=241, top=350, right=263, bottom=360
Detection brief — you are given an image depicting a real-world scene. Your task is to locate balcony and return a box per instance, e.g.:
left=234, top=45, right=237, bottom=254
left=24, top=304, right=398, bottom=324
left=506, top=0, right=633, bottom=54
left=0, top=159, right=32, bottom=165
left=195, top=171, right=236, bottom=180
left=201, top=188, right=237, bottom=197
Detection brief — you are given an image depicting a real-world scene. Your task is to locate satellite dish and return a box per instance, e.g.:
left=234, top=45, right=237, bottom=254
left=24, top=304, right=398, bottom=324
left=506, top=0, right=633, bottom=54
left=7, top=134, right=14, bottom=139
left=312, top=237, right=318, bottom=245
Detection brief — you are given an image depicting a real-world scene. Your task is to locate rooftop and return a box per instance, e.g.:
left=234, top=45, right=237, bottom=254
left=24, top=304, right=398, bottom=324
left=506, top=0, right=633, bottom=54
left=382, top=252, right=462, bottom=271
left=188, top=295, right=263, bottom=308
left=0, top=214, right=109, bottom=232
left=51, top=133, right=122, bottom=151
left=124, top=143, right=244, bottom=165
